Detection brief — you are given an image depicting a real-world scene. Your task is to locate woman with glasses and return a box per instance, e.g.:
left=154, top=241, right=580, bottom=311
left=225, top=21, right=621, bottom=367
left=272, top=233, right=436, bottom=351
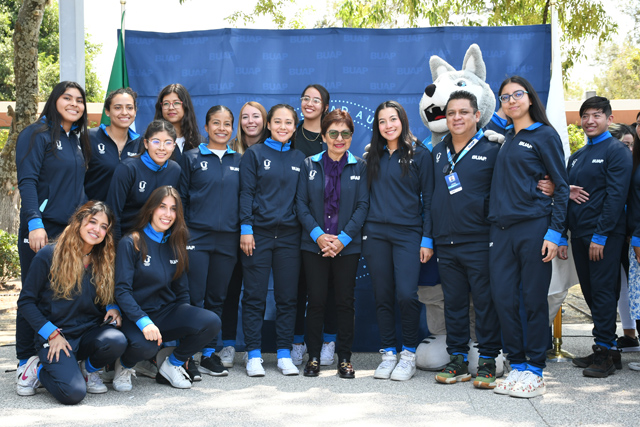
left=86, top=87, right=141, bottom=202
left=296, top=110, right=368, bottom=378
left=154, top=83, right=203, bottom=165
left=291, top=84, right=339, bottom=367
left=365, top=100, right=434, bottom=382
left=106, top=120, right=182, bottom=242
left=489, top=76, right=568, bottom=398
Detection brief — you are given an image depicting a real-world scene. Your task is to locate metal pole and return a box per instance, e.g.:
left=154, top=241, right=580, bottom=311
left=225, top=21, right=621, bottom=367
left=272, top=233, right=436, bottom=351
left=547, top=307, right=575, bottom=362
left=121, top=0, right=126, bottom=44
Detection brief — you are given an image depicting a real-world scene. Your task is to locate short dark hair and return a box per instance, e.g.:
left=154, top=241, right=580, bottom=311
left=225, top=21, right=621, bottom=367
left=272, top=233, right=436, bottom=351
left=138, top=119, right=177, bottom=157
left=445, top=90, right=479, bottom=113
left=104, top=87, right=138, bottom=111
left=579, top=96, right=612, bottom=117
left=321, top=109, right=354, bottom=135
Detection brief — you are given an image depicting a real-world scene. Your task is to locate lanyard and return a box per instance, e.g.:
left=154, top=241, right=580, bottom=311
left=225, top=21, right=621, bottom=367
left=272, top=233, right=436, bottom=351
left=445, top=129, right=484, bottom=173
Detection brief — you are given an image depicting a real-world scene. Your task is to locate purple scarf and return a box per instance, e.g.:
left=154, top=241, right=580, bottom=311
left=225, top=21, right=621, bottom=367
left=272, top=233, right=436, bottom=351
left=323, top=152, right=347, bottom=235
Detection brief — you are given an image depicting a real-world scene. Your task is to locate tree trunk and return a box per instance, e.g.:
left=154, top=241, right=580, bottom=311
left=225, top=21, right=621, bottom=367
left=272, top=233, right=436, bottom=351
left=0, top=0, right=47, bottom=234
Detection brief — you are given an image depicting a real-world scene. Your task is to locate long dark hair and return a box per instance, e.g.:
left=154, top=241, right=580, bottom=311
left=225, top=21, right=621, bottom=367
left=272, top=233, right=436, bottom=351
left=129, top=186, right=189, bottom=280
left=137, top=120, right=177, bottom=158
left=23, top=81, right=91, bottom=167
left=262, top=104, right=299, bottom=143
left=154, top=83, right=200, bottom=152
left=498, top=75, right=554, bottom=130
left=366, top=100, right=418, bottom=187
left=301, top=83, right=330, bottom=120
left=205, top=105, right=234, bottom=127
left=633, top=126, right=640, bottom=172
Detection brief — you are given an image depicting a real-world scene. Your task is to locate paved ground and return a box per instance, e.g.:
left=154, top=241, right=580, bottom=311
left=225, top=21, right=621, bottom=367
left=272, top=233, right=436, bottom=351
left=1, top=283, right=639, bottom=426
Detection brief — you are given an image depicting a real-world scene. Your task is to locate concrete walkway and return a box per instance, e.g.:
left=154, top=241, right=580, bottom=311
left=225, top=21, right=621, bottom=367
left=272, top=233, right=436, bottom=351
left=1, top=323, right=639, bottom=426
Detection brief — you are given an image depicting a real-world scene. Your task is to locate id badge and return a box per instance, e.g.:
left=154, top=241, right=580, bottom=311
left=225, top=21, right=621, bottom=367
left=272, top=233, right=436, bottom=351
left=445, top=172, right=462, bottom=194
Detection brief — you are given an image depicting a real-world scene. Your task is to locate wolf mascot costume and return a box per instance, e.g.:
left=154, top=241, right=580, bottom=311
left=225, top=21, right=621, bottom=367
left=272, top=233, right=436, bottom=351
left=415, top=44, right=505, bottom=376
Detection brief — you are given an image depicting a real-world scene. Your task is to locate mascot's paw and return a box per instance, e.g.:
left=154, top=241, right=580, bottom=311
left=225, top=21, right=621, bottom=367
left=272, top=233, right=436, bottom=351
left=468, top=340, right=504, bottom=378
left=362, top=143, right=370, bottom=159
left=415, top=335, right=449, bottom=371
left=484, top=130, right=505, bottom=144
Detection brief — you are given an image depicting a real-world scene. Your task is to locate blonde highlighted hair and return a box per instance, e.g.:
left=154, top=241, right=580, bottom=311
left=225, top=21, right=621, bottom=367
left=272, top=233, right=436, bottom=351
left=230, top=101, right=267, bottom=154
left=49, top=201, right=116, bottom=306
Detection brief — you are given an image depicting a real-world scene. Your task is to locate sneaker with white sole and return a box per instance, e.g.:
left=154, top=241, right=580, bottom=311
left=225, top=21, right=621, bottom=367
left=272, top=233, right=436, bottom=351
left=219, top=346, right=236, bottom=368
left=246, top=357, right=266, bottom=377
left=157, top=358, right=192, bottom=389
left=17, top=356, right=40, bottom=396
left=277, top=357, right=300, bottom=376
left=320, top=341, right=336, bottom=366
left=373, top=350, right=398, bottom=379
left=494, top=368, right=523, bottom=395
left=81, top=360, right=108, bottom=394
left=509, top=371, right=546, bottom=398
left=101, top=362, right=115, bottom=383
left=134, top=358, right=158, bottom=379
left=200, top=354, right=229, bottom=376
left=291, top=343, right=307, bottom=366
left=390, top=350, right=416, bottom=381
left=113, top=359, right=136, bottom=392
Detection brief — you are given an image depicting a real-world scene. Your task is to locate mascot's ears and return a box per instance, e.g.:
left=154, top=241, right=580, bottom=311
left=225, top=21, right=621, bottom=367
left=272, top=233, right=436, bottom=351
left=431, top=43, right=487, bottom=82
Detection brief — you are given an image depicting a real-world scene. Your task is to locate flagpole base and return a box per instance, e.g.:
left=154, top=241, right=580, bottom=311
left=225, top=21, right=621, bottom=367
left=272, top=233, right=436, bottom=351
left=547, top=338, right=574, bottom=362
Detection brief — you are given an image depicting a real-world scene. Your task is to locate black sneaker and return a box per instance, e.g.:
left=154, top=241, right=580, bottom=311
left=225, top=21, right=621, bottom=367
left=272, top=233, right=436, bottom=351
left=573, top=348, right=622, bottom=370
left=616, top=335, right=640, bottom=352
left=583, top=345, right=615, bottom=378
left=184, top=356, right=202, bottom=382
left=199, top=354, right=229, bottom=377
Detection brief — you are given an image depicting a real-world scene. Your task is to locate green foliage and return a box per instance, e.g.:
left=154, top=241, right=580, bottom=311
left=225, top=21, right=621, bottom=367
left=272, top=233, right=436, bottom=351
left=0, top=0, right=103, bottom=102
left=567, top=124, right=585, bottom=154
left=0, top=229, right=19, bottom=285
left=231, top=0, right=618, bottom=75
left=592, top=41, right=640, bottom=100
left=0, top=128, right=7, bottom=151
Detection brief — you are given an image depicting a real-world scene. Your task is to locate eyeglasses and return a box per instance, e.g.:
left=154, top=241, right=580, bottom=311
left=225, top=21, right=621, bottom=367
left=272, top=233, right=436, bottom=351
left=326, top=130, right=353, bottom=140
left=162, top=101, right=183, bottom=109
left=148, top=139, right=175, bottom=148
left=499, top=90, right=528, bottom=103
left=300, top=96, right=322, bottom=105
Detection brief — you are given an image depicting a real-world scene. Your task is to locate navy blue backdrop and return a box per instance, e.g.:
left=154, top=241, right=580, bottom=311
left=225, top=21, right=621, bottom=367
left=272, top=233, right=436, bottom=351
left=124, top=26, right=551, bottom=352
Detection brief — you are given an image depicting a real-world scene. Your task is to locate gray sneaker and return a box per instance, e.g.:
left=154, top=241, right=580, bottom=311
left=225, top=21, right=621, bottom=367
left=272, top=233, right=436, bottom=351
left=113, top=359, right=136, bottom=392
left=135, top=359, right=158, bottom=379
left=17, top=356, right=40, bottom=396
left=291, top=343, right=307, bottom=366
left=219, top=346, right=236, bottom=368
left=81, top=360, right=108, bottom=394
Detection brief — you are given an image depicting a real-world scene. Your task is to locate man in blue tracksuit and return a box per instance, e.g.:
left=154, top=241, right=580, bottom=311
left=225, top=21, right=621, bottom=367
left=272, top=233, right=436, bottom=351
left=85, top=124, right=141, bottom=201
left=431, top=91, right=502, bottom=388
left=560, top=96, right=632, bottom=377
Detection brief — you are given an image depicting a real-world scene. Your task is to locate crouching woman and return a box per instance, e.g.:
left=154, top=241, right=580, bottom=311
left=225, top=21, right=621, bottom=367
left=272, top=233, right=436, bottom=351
left=17, top=201, right=127, bottom=404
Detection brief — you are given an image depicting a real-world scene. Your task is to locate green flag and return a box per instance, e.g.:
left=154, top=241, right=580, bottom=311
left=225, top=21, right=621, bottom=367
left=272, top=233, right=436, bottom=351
left=100, top=11, right=129, bottom=126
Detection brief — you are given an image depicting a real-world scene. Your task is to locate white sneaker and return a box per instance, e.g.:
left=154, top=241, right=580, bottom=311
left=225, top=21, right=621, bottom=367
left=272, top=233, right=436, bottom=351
left=81, top=360, right=108, bottom=394
left=158, top=358, right=192, bottom=389
left=373, top=350, right=397, bottom=379
left=291, top=343, right=307, bottom=366
left=277, top=357, right=300, bottom=376
left=246, top=357, right=266, bottom=377
left=629, top=362, right=640, bottom=371
left=509, top=371, right=546, bottom=398
left=17, top=356, right=40, bottom=396
left=219, top=346, right=236, bottom=368
left=390, top=350, right=416, bottom=381
left=320, top=341, right=336, bottom=366
left=134, top=359, right=158, bottom=379
left=494, top=368, right=523, bottom=395
left=113, top=359, right=136, bottom=392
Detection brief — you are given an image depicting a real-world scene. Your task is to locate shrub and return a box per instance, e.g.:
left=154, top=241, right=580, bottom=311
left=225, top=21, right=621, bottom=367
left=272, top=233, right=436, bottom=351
left=0, top=230, right=20, bottom=286
left=567, top=124, right=585, bottom=154
left=0, top=128, right=8, bottom=151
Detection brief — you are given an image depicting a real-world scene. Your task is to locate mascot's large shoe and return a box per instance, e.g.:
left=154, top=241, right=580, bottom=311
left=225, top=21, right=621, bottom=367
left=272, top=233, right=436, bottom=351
left=418, top=43, right=496, bottom=146
left=416, top=335, right=449, bottom=371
